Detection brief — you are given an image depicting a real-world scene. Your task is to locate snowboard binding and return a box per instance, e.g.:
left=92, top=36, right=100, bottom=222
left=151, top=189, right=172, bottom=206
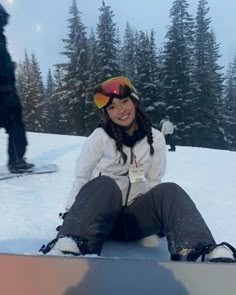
left=171, top=242, right=236, bottom=263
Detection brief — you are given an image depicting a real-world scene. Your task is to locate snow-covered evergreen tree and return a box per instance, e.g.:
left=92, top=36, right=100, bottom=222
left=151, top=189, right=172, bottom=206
left=162, top=0, right=197, bottom=145
left=30, top=53, right=46, bottom=132
left=84, top=29, right=101, bottom=135
left=116, top=27, right=122, bottom=75
left=45, top=69, right=59, bottom=133
left=134, top=30, right=162, bottom=128
left=146, top=30, right=164, bottom=128
left=96, top=1, right=120, bottom=82
left=45, top=69, right=55, bottom=97
left=60, top=0, right=89, bottom=135
left=194, top=0, right=226, bottom=149
left=224, top=57, right=236, bottom=150
left=134, top=31, right=150, bottom=100
left=16, top=51, right=45, bottom=132
left=48, top=63, right=68, bottom=134
left=16, top=51, right=31, bottom=127
left=120, top=22, right=137, bottom=81
left=15, top=60, right=25, bottom=106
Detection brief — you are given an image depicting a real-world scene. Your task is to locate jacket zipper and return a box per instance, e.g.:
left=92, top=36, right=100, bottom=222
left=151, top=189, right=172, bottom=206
left=124, top=148, right=133, bottom=207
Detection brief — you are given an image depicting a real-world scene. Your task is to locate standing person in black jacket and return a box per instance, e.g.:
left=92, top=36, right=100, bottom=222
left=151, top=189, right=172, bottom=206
left=0, top=4, right=33, bottom=173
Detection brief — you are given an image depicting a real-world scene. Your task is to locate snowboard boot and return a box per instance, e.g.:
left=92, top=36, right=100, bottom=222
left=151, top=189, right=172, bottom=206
left=39, top=236, right=90, bottom=256
left=171, top=242, right=236, bottom=263
left=206, top=242, right=236, bottom=262
left=8, top=159, right=34, bottom=173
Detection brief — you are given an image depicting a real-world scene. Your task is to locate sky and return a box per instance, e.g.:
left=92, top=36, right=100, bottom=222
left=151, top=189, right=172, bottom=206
left=1, top=129, right=236, bottom=260
left=2, top=0, right=236, bottom=80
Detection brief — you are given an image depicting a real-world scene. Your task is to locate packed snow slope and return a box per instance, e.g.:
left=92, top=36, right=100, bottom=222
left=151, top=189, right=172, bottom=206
left=1, top=130, right=236, bottom=260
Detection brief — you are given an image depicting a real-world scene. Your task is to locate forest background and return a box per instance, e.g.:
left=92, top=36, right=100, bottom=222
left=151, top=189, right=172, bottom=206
left=12, top=0, right=236, bottom=151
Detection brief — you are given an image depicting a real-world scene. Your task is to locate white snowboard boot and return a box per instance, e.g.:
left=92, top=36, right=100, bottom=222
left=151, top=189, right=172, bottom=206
left=206, top=242, right=236, bottom=263
left=39, top=236, right=89, bottom=256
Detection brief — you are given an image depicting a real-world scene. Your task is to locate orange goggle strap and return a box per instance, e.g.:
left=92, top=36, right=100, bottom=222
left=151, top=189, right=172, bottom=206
left=94, top=77, right=139, bottom=109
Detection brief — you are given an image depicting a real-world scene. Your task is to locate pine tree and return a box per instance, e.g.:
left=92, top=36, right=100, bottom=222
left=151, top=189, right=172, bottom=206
left=154, top=49, right=167, bottom=129
left=116, top=27, right=122, bottom=74
left=50, top=63, right=69, bottom=134
left=60, top=0, right=89, bottom=135
left=121, top=22, right=137, bottom=81
left=162, top=0, right=197, bottom=145
left=45, top=69, right=55, bottom=97
left=16, top=51, right=45, bottom=132
left=194, top=0, right=226, bottom=148
left=224, top=57, right=236, bottom=150
left=134, top=30, right=161, bottom=128
left=54, top=63, right=64, bottom=89
left=16, top=51, right=31, bottom=128
left=15, top=61, right=25, bottom=106
left=30, top=53, right=46, bottom=132
left=146, top=30, right=163, bottom=128
left=84, top=29, right=101, bottom=135
left=96, top=0, right=120, bottom=82
left=45, top=69, right=59, bottom=133
left=134, top=31, right=150, bottom=100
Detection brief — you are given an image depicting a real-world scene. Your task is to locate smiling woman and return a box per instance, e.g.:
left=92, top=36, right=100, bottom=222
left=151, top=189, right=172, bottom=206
left=38, top=76, right=236, bottom=263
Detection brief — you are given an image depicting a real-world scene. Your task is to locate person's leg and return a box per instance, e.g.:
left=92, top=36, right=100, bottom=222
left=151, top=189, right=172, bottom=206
left=109, top=182, right=215, bottom=259
left=164, top=134, right=170, bottom=146
left=6, top=109, right=27, bottom=165
left=169, top=134, right=176, bottom=151
left=0, top=106, right=6, bottom=129
left=57, top=175, right=123, bottom=255
left=8, top=124, right=27, bottom=164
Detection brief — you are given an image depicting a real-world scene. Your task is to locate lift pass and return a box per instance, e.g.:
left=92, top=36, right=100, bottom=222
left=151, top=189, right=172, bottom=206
left=128, top=166, right=146, bottom=183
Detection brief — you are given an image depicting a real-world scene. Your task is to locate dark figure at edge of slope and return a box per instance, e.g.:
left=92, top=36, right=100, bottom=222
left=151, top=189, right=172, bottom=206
left=0, top=4, right=33, bottom=173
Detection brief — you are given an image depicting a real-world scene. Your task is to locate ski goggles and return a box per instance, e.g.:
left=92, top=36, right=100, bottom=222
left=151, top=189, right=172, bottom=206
left=94, top=77, right=139, bottom=109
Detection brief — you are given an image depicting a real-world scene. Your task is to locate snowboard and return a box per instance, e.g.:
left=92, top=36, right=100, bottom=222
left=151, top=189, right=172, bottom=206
left=0, top=253, right=236, bottom=295
left=0, top=163, right=58, bottom=180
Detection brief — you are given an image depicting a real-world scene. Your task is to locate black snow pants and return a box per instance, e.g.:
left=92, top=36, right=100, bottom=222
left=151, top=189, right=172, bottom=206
left=165, top=133, right=176, bottom=151
left=57, top=176, right=215, bottom=257
left=1, top=107, right=28, bottom=165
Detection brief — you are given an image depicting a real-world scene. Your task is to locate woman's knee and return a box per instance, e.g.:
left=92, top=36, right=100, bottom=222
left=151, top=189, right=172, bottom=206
left=95, top=175, right=120, bottom=189
left=84, top=175, right=122, bottom=199
left=153, top=182, right=181, bottom=192
left=152, top=182, right=189, bottom=202
left=74, top=175, right=122, bottom=209
left=97, top=176, right=122, bottom=204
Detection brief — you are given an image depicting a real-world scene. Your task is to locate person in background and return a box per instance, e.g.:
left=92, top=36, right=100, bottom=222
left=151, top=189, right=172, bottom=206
left=161, top=115, right=176, bottom=151
left=0, top=4, right=33, bottom=173
left=40, top=76, right=236, bottom=263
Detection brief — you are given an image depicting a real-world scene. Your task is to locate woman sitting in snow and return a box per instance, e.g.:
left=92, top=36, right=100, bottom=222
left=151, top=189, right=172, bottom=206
left=40, top=76, right=236, bottom=262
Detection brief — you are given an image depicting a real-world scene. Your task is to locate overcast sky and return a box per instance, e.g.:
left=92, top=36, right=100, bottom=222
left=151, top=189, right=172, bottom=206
left=2, top=0, right=236, bottom=79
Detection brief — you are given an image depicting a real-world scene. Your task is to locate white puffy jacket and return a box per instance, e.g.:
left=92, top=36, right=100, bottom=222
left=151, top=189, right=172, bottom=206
left=66, top=127, right=166, bottom=210
left=161, top=120, right=174, bottom=136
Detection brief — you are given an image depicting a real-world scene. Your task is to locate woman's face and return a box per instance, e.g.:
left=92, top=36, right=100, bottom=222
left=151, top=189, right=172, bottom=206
left=106, top=97, right=136, bottom=128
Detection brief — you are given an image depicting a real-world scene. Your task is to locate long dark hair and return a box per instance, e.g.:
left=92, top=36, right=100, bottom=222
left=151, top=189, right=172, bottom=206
left=99, top=99, right=154, bottom=164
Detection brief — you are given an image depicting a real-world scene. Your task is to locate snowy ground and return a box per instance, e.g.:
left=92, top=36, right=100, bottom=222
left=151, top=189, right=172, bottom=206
left=1, top=129, right=236, bottom=261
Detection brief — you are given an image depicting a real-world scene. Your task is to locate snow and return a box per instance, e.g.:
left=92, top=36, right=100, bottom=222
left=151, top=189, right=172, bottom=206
left=1, top=129, right=236, bottom=261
